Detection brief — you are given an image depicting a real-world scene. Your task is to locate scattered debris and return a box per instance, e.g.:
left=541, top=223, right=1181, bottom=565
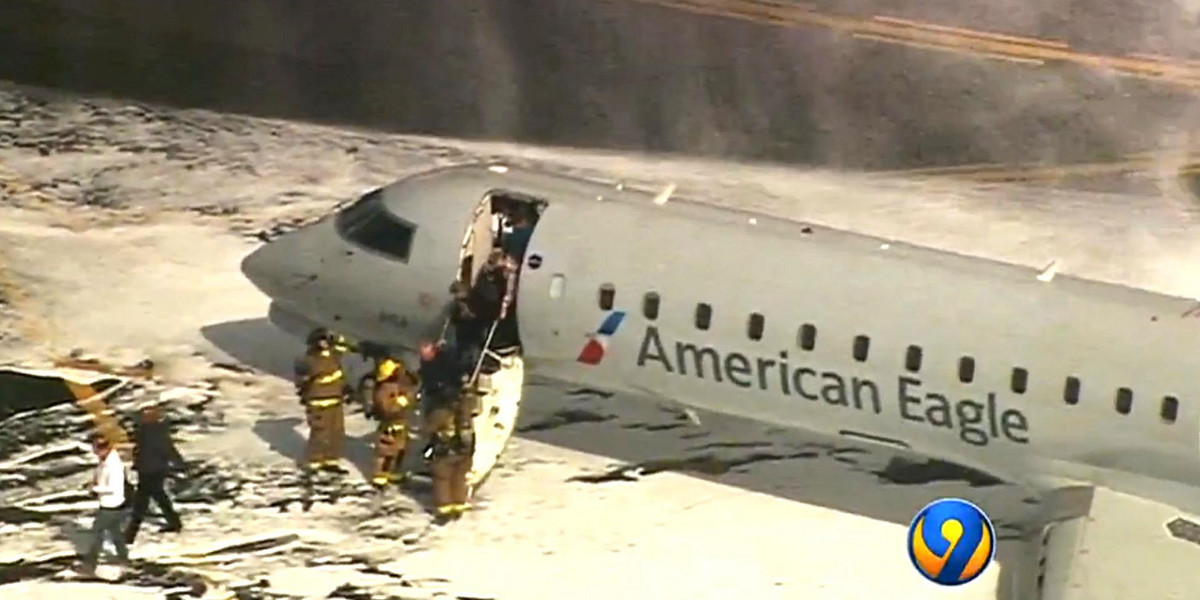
left=191, top=205, right=240, bottom=217
left=564, top=388, right=614, bottom=399
left=568, top=449, right=820, bottom=483
left=620, top=421, right=686, bottom=432
left=688, top=441, right=771, bottom=451
left=252, top=217, right=315, bottom=243
left=651, top=183, right=676, bottom=205
left=53, top=353, right=155, bottom=379
left=867, top=457, right=1004, bottom=487
left=827, top=447, right=869, bottom=464
left=184, top=533, right=302, bottom=559
left=211, top=362, right=255, bottom=375
left=0, top=367, right=123, bottom=422
left=0, top=376, right=222, bottom=474
left=516, top=409, right=615, bottom=433
left=1166, top=517, right=1200, bottom=546
left=1036, top=259, right=1059, bottom=282
left=0, top=506, right=54, bottom=524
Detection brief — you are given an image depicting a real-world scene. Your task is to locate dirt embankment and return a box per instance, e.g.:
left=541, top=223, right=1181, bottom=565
left=0, top=0, right=1198, bottom=169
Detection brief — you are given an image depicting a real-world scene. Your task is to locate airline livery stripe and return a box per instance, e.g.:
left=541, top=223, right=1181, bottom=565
left=597, top=311, right=627, bottom=336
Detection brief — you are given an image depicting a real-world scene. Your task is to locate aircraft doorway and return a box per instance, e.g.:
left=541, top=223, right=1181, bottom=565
left=446, top=189, right=545, bottom=492
left=454, top=191, right=545, bottom=352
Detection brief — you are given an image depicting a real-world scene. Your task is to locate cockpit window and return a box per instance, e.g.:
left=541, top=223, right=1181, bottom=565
left=335, top=188, right=416, bottom=262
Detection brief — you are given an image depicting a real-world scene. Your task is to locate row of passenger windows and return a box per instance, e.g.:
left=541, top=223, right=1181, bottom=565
left=596, top=285, right=1182, bottom=424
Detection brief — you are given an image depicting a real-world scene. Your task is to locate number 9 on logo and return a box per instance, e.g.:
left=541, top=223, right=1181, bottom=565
left=907, top=497, right=995, bottom=586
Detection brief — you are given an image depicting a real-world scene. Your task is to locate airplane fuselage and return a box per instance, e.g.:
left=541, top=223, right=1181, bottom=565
left=243, top=164, right=1200, bottom=513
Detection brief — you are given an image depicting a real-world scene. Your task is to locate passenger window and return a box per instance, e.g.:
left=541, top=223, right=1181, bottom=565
left=335, top=189, right=417, bottom=263
left=904, top=345, right=922, bottom=372
left=958, top=356, right=975, bottom=383
left=1011, top=367, right=1028, bottom=394
left=748, top=313, right=765, bottom=341
left=599, top=284, right=615, bottom=311
left=798, top=324, right=817, bottom=351
left=549, top=274, right=566, bottom=299
left=1115, top=387, right=1133, bottom=415
left=695, top=303, right=713, bottom=330
left=643, top=292, right=660, bottom=320
left=1064, top=376, right=1081, bottom=405
left=1161, top=396, right=1179, bottom=424
left=852, top=335, right=870, bottom=362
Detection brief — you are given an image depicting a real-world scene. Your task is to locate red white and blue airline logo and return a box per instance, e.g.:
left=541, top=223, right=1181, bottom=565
left=577, top=311, right=627, bottom=365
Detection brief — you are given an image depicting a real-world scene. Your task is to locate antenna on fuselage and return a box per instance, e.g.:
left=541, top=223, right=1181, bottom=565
left=653, top=183, right=676, bottom=205
left=1037, top=259, right=1059, bottom=282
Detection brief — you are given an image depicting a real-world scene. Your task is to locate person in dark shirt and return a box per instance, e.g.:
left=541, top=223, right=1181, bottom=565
left=124, top=405, right=184, bottom=544
left=501, top=210, right=533, bottom=263
left=450, top=282, right=485, bottom=376
left=468, top=251, right=506, bottom=323
left=419, top=340, right=466, bottom=408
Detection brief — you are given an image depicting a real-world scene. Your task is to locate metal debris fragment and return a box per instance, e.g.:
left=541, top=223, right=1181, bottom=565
left=54, top=354, right=155, bottom=379
left=568, top=449, right=820, bottom=483
left=516, top=408, right=615, bottom=433
left=1166, top=517, right=1200, bottom=546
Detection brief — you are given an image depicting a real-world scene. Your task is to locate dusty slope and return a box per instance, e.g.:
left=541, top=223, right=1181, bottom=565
left=4, top=0, right=1200, bottom=169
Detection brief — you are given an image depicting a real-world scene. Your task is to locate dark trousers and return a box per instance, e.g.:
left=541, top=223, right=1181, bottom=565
left=125, top=471, right=181, bottom=543
left=455, top=322, right=485, bottom=375
left=82, top=507, right=129, bottom=570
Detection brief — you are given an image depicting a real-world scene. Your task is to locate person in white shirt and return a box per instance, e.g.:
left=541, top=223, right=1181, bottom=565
left=80, top=434, right=131, bottom=575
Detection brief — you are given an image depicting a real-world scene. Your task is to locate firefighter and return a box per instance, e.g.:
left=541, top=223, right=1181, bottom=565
left=418, top=341, right=474, bottom=520
left=294, top=327, right=355, bottom=473
left=370, top=356, right=418, bottom=488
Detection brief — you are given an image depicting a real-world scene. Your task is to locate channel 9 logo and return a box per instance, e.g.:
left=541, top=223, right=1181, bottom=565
left=907, top=498, right=995, bottom=586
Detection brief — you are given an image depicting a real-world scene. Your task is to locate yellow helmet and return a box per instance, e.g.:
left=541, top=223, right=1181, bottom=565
left=376, top=358, right=402, bottom=382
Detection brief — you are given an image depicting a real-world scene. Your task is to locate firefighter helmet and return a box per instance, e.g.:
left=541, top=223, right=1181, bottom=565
left=306, top=327, right=331, bottom=347
left=376, top=357, right=402, bottom=382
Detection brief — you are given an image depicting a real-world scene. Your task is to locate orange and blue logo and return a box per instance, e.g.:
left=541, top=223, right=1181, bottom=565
left=577, top=311, right=626, bottom=365
left=907, top=498, right=995, bottom=586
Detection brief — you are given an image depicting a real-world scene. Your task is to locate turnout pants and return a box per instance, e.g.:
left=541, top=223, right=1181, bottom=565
left=82, top=507, right=129, bottom=571
left=125, top=471, right=181, bottom=543
left=426, top=405, right=474, bottom=516
left=305, top=398, right=345, bottom=468
left=430, top=454, right=473, bottom=514
left=372, top=420, right=409, bottom=486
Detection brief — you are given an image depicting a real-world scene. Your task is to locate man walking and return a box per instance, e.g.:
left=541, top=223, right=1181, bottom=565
left=80, top=434, right=131, bottom=576
left=125, top=405, right=184, bottom=544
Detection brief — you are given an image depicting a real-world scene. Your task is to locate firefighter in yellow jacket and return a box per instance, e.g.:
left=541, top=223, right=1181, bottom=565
left=418, top=341, right=475, bottom=520
left=294, top=328, right=355, bottom=472
left=370, top=356, right=418, bottom=488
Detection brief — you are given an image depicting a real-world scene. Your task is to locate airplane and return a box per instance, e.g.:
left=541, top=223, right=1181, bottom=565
left=240, top=162, right=1200, bottom=598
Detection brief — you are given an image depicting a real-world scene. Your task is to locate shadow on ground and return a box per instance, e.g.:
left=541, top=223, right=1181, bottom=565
left=200, top=318, right=304, bottom=380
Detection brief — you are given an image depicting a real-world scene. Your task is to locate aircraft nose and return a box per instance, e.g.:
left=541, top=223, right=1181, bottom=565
left=241, top=243, right=285, bottom=297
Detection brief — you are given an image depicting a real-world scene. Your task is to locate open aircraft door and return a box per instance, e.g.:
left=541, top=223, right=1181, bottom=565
left=459, top=195, right=494, bottom=287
